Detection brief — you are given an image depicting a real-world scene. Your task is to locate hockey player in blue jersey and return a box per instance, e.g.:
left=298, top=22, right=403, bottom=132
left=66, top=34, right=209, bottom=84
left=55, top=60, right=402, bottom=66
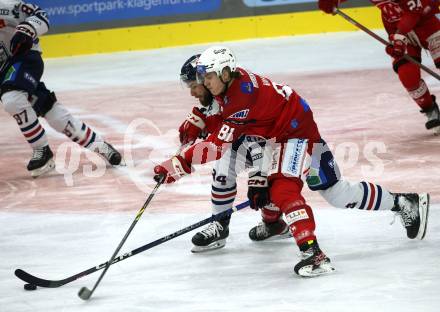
left=0, top=0, right=122, bottom=178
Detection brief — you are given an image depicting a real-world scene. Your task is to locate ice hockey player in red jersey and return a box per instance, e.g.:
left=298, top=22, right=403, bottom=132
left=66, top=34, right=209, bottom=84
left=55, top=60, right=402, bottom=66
left=0, top=1, right=122, bottom=178
left=154, top=46, right=429, bottom=277
left=178, top=54, right=287, bottom=252
left=319, top=0, right=440, bottom=134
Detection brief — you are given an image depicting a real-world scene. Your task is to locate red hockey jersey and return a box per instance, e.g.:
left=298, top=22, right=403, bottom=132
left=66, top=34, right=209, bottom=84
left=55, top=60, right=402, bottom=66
left=370, top=0, right=439, bottom=34
left=183, top=67, right=321, bottom=165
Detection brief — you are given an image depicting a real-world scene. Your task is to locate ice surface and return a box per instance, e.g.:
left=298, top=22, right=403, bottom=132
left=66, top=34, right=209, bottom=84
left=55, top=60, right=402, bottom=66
left=1, top=30, right=439, bottom=311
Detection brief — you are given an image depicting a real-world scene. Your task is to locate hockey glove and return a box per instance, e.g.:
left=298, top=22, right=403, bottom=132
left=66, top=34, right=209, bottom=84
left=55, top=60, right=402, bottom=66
left=386, top=34, right=408, bottom=59
left=247, top=175, right=270, bottom=210
left=153, top=155, right=192, bottom=184
left=178, top=107, right=207, bottom=145
left=318, top=0, right=339, bottom=14
left=10, top=23, right=36, bottom=56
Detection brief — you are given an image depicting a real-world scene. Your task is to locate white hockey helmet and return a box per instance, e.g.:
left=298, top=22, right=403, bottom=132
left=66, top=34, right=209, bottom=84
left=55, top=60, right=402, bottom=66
left=196, top=46, right=236, bottom=83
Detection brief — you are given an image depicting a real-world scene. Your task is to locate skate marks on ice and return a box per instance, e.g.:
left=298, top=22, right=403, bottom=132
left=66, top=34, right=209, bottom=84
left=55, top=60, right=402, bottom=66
left=1, top=67, right=439, bottom=214
left=0, top=84, right=214, bottom=213
left=1, top=206, right=440, bottom=312
left=272, top=68, right=440, bottom=206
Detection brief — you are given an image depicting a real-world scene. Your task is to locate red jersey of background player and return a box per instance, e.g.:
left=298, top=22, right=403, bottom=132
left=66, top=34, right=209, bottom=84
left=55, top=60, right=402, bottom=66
left=183, top=67, right=321, bottom=165
left=370, top=0, right=439, bottom=34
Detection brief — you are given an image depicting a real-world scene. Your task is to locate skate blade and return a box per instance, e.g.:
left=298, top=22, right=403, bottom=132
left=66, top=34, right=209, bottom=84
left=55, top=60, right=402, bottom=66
left=417, top=193, right=429, bottom=240
left=251, top=230, right=293, bottom=242
left=30, top=159, right=55, bottom=178
left=191, top=239, right=226, bottom=253
left=272, top=229, right=292, bottom=240
left=297, top=263, right=335, bottom=277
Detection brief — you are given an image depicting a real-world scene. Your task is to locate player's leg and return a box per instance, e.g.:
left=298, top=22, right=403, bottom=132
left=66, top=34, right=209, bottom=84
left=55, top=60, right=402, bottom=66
left=310, top=141, right=429, bottom=240
left=270, top=176, right=334, bottom=277
left=421, top=21, right=440, bottom=134
left=393, top=40, right=439, bottom=134
left=263, top=139, right=333, bottom=276
left=191, top=146, right=241, bottom=253
left=240, top=136, right=290, bottom=241
left=248, top=203, right=290, bottom=241
left=33, top=83, right=122, bottom=165
left=0, top=51, right=54, bottom=177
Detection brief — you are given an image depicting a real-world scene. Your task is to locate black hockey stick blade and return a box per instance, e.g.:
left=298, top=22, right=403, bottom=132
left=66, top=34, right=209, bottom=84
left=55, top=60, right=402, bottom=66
left=15, top=269, right=66, bottom=288
left=78, top=287, right=92, bottom=300
left=15, top=264, right=97, bottom=288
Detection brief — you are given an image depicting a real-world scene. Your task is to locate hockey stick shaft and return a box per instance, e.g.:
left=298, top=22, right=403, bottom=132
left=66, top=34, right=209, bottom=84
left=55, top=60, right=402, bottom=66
left=15, top=200, right=250, bottom=288
left=78, top=180, right=163, bottom=300
left=335, top=8, right=440, bottom=81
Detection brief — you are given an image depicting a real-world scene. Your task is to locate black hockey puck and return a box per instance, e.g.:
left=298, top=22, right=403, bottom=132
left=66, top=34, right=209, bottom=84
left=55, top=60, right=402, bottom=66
left=24, top=283, right=37, bottom=291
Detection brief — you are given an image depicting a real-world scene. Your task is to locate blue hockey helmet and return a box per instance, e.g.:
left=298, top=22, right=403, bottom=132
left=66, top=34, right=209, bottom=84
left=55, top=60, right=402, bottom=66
left=180, top=54, right=201, bottom=86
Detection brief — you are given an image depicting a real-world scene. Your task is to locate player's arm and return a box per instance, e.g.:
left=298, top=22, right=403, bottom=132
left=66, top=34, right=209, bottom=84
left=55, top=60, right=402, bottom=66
left=178, top=106, right=208, bottom=145
left=178, top=105, right=223, bottom=145
left=385, top=0, right=430, bottom=58
left=154, top=121, right=245, bottom=184
left=318, top=0, right=347, bottom=14
left=10, top=2, right=49, bottom=55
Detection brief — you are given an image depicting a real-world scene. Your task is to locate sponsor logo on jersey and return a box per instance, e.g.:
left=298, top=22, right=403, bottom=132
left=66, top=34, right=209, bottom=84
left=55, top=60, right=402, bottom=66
left=285, top=208, right=309, bottom=224
left=0, top=9, right=10, bottom=15
left=240, top=82, right=254, bottom=94
left=4, top=63, right=21, bottom=82
left=328, top=159, right=335, bottom=169
left=24, top=72, right=38, bottom=88
left=228, top=109, right=249, bottom=119
left=248, top=72, right=259, bottom=88
left=285, top=139, right=307, bottom=176
left=290, top=119, right=298, bottom=129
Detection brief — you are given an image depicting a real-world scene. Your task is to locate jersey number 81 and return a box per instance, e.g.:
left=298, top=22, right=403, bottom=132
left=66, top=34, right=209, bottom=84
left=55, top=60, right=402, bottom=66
left=217, top=124, right=235, bottom=142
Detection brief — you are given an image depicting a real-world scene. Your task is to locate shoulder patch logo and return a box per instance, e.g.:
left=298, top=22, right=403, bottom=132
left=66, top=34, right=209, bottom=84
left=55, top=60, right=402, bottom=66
left=240, top=82, right=254, bottom=94
left=228, top=109, right=249, bottom=119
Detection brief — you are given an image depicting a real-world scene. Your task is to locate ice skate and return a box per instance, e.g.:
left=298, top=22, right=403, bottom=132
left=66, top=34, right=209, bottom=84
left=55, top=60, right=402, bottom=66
left=421, top=96, right=440, bottom=135
left=94, top=141, right=122, bottom=166
left=392, top=193, right=429, bottom=240
left=294, top=240, right=335, bottom=277
left=191, top=217, right=229, bottom=253
left=27, top=145, right=55, bottom=178
left=248, top=218, right=291, bottom=241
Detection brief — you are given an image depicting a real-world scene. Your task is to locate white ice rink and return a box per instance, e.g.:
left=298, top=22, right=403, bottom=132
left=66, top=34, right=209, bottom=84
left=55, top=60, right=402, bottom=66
left=1, top=31, right=439, bottom=312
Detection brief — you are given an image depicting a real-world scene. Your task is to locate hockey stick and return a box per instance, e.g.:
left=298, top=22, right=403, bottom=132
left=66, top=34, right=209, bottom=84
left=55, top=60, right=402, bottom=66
left=335, top=8, right=440, bottom=81
left=14, top=200, right=250, bottom=289
left=77, top=179, right=164, bottom=300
